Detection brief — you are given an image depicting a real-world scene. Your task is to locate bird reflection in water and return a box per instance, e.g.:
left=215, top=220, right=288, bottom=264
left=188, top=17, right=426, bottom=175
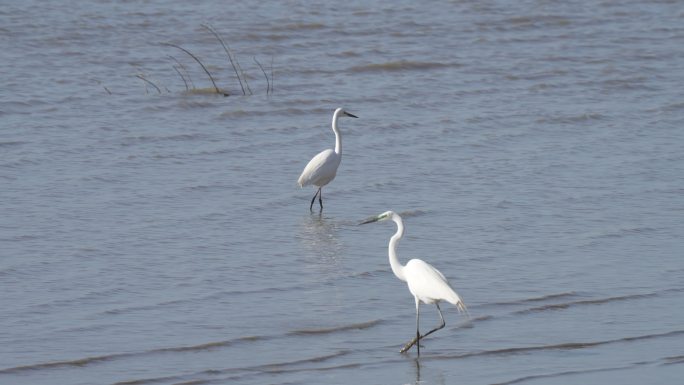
left=414, top=358, right=421, bottom=384
left=405, top=358, right=446, bottom=385
left=298, top=214, right=344, bottom=273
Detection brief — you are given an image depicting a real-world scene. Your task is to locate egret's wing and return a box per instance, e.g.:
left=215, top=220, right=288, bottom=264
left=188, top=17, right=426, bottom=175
left=405, top=259, right=467, bottom=313
left=298, top=149, right=339, bottom=187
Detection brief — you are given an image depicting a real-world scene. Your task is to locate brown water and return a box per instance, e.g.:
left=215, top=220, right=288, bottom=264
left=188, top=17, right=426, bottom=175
left=2, top=1, right=684, bottom=384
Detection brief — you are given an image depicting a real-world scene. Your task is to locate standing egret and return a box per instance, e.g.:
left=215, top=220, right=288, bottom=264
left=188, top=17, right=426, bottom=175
left=298, top=108, right=358, bottom=211
left=361, top=211, right=468, bottom=356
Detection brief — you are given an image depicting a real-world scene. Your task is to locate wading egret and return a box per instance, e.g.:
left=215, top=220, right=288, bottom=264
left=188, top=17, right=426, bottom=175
left=298, top=108, right=358, bottom=211
left=361, top=211, right=468, bottom=356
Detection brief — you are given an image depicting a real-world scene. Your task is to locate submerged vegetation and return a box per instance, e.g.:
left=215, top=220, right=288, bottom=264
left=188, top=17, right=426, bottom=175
left=132, top=24, right=273, bottom=97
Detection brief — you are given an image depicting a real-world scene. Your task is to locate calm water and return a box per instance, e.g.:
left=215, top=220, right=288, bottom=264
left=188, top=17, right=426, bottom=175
left=2, top=1, right=684, bottom=384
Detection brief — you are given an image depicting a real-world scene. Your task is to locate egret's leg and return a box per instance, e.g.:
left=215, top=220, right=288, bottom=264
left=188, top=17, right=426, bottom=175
left=421, top=303, right=446, bottom=339
left=416, top=300, right=421, bottom=356
left=309, top=188, right=321, bottom=211
left=400, top=302, right=446, bottom=354
left=318, top=188, right=323, bottom=210
left=400, top=298, right=421, bottom=354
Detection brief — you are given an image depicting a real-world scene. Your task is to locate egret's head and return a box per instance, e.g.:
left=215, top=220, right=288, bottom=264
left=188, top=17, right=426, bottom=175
left=360, top=210, right=394, bottom=225
left=336, top=107, right=358, bottom=119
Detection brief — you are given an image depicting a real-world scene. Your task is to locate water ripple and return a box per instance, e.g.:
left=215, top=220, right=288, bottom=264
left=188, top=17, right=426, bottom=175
left=512, top=288, right=683, bottom=315
left=288, top=319, right=383, bottom=336
left=436, top=329, right=684, bottom=361
left=348, top=60, right=458, bottom=73
left=0, top=335, right=269, bottom=375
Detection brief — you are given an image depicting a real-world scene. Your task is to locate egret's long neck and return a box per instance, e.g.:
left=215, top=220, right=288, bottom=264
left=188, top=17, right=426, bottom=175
left=332, top=112, right=342, bottom=155
left=388, top=214, right=407, bottom=282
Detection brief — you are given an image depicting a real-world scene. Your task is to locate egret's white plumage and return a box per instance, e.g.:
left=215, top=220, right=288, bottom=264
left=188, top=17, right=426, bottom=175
left=297, top=148, right=339, bottom=188
left=298, top=107, right=357, bottom=210
left=405, top=259, right=465, bottom=307
left=361, top=210, right=468, bottom=356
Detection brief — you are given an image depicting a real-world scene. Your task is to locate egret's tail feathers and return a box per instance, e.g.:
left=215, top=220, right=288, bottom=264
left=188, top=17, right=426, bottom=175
left=448, top=293, right=471, bottom=319
left=456, top=300, right=471, bottom=319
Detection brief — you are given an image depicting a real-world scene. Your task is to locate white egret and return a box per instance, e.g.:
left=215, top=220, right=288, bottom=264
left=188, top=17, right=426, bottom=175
left=298, top=107, right=358, bottom=211
left=361, top=211, right=468, bottom=356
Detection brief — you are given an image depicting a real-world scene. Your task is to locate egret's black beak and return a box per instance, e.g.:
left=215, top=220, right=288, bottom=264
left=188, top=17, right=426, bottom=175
left=345, top=112, right=358, bottom=118
left=359, top=216, right=379, bottom=225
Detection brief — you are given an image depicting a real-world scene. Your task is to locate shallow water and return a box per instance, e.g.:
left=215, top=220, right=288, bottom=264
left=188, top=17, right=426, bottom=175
left=2, top=1, right=684, bottom=384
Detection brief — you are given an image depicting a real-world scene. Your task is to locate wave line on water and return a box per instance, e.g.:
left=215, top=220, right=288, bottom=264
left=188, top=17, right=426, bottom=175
left=513, top=291, right=662, bottom=315
left=0, top=353, right=133, bottom=374
left=109, top=350, right=352, bottom=385
left=484, top=291, right=578, bottom=307
left=662, top=355, right=684, bottom=366
left=0, top=335, right=269, bottom=375
left=491, top=351, right=684, bottom=385
left=490, top=361, right=644, bottom=385
left=348, top=60, right=458, bottom=73
left=249, top=362, right=362, bottom=376
left=434, top=329, right=684, bottom=361
left=99, top=284, right=314, bottom=316
left=288, top=319, right=383, bottom=336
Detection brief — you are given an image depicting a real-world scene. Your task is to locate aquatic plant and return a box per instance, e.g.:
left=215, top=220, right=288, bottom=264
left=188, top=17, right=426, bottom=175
left=130, top=24, right=275, bottom=97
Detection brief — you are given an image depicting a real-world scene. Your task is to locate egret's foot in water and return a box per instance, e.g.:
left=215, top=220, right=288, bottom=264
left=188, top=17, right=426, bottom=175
left=400, top=335, right=422, bottom=353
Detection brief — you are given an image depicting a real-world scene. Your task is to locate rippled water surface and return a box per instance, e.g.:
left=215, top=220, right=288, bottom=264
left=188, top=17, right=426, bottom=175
left=2, top=1, right=684, bottom=384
